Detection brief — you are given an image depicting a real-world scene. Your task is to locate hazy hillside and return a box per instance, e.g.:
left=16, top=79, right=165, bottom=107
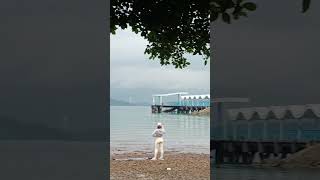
left=110, top=98, right=132, bottom=106
left=110, top=98, right=149, bottom=106
left=0, top=115, right=68, bottom=140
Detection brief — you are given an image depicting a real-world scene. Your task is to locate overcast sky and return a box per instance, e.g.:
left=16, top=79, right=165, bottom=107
left=0, top=0, right=107, bottom=129
left=110, top=29, right=210, bottom=103
left=213, top=0, right=320, bottom=106
left=110, top=0, right=320, bottom=105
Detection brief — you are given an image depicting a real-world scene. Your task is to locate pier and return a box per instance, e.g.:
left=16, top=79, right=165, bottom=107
left=151, top=92, right=210, bottom=114
left=211, top=102, right=320, bottom=164
left=211, top=140, right=311, bottom=164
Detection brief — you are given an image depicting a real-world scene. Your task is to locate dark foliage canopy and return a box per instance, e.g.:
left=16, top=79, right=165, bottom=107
left=111, top=0, right=311, bottom=68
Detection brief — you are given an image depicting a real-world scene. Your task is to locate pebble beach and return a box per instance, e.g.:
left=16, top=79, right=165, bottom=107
left=110, top=151, right=210, bottom=180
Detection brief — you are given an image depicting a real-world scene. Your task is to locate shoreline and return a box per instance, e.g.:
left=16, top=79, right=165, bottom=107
left=112, top=150, right=209, bottom=157
left=191, top=107, right=210, bottom=116
left=111, top=147, right=210, bottom=156
left=111, top=151, right=210, bottom=180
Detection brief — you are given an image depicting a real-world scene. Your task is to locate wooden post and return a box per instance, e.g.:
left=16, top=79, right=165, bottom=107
left=279, top=120, right=283, bottom=141
left=233, top=122, right=237, bottom=140
left=216, top=102, right=226, bottom=139
left=248, top=120, right=251, bottom=140
left=297, top=120, right=302, bottom=141
left=263, top=120, right=267, bottom=140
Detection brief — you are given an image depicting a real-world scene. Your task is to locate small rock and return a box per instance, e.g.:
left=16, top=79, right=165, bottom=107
left=167, top=168, right=171, bottom=170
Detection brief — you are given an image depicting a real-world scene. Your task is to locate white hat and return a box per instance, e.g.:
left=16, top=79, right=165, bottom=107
left=157, top=122, right=162, bottom=126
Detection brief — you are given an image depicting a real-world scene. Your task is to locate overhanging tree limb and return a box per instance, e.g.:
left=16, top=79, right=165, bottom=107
left=111, top=0, right=311, bottom=68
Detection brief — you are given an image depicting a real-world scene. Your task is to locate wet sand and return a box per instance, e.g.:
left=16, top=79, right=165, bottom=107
left=111, top=151, right=210, bottom=180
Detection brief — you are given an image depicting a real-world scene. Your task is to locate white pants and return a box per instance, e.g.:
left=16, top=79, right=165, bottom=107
left=153, top=137, right=164, bottom=159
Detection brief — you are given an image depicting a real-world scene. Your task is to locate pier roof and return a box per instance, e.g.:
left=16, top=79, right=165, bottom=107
left=152, top=92, right=188, bottom=97
left=181, top=94, right=210, bottom=99
left=228, top=104, right=320, bottom=120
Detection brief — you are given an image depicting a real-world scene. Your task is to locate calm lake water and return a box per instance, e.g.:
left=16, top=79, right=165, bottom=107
left=212, top=164, right=320, bottom=180
left=110, top=106, right=210, bottom=154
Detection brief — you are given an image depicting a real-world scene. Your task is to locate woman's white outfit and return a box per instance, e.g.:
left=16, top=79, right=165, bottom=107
left=151, top=127, right=165, bottom=160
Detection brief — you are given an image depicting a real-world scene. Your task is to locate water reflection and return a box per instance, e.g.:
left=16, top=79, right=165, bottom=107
left=111, top=106, right=210, bottom=154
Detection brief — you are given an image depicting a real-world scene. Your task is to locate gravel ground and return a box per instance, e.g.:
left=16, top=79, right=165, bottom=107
left=110, top=151, right=210, bottom=180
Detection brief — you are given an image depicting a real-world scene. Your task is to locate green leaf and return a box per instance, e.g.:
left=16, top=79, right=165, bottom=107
left=210, top=12, right=219, bottom=22
left=222, top=13, right=231, bottom=24
left=239, top=11, right=248, bottom=17
left=132, top=26, right=139, bottom=34
left=302, top=0, right=311, bottom=13
left=242, top=2, right=257, bottom=11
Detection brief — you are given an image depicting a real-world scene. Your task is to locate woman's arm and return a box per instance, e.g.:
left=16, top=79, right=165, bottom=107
left=152, top=129, right=157, bottom=137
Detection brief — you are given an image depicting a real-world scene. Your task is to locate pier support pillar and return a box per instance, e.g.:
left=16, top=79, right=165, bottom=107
left=258, top=142, right=264, bottom=153
left=241, top=142, right=249, bottom=164
left=215, top=142, right=224, bottom=164
left=227, top=142, right=235, bottom=163
left=274, top=142, right=280, bottom=154
left=238, top=154, right=243, bottom=163
left=290, top=143, right=297, bottom=153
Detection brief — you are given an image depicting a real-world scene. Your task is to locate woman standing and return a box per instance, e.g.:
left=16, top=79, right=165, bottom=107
left=151, top=122, right=166, bottom=160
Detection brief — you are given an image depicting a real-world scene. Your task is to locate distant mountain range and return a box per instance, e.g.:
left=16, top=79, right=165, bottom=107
left=0, top=99, right=147, bottom=141
left=0, top=115, right=107, bottom=141
left=110, top=98, right=132, bottom=106
left=0, top=115, right=68, bottom=140
left=110, top=98, right=149, bottom=106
